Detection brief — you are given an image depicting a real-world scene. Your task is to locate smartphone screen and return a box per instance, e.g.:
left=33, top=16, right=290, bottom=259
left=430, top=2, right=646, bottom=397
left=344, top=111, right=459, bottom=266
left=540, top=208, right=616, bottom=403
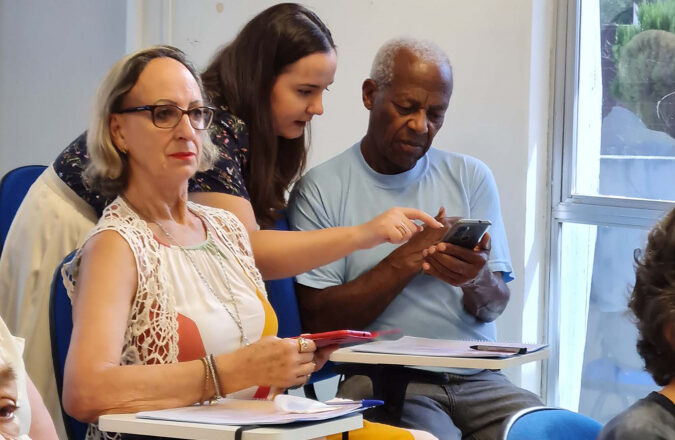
left=441, top=219, right=491, bottom=249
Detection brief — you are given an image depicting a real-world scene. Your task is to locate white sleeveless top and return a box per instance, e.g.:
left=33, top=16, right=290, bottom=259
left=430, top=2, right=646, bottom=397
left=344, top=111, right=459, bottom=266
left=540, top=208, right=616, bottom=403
left=158, top=230, right=265, bottom=358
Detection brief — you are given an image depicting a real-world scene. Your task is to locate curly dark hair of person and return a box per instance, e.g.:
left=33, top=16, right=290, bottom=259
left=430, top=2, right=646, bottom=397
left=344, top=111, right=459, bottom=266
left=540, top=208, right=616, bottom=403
left=629, top=207, right=675, bottom=386
left=201, top=3, right=335, bottom=227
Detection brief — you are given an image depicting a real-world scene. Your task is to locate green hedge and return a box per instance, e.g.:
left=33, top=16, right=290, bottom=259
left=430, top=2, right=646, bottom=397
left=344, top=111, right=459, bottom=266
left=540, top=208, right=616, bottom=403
left=614, top=0, right=675, bottom=61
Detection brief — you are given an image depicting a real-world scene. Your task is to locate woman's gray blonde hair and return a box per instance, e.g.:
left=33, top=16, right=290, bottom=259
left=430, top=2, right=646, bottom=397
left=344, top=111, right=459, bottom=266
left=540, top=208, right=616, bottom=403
left=85, top=45, right=218, bottom=197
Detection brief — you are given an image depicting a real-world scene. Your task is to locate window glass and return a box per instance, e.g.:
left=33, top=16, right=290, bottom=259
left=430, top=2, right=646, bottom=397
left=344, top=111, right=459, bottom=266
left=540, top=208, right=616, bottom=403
left=574, top=0, right=675, bottom=201
left=579, top=221, right=659, bottom=422
left=559, top=220, right=659, bottom=422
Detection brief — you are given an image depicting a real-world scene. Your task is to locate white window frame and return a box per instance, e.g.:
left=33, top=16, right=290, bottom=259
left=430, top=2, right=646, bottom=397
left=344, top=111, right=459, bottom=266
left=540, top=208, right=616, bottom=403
left=547, top=0, right=674, bottom=408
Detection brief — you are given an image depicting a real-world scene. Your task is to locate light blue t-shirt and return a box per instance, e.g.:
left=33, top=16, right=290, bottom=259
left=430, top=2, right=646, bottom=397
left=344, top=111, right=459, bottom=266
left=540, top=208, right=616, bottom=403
left=288, top=142, right=513, bottom=343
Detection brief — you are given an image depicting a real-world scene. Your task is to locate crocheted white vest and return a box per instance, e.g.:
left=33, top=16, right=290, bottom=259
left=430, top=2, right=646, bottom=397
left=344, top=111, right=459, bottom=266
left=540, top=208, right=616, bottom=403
left=62, top=197, right=265, bottom=440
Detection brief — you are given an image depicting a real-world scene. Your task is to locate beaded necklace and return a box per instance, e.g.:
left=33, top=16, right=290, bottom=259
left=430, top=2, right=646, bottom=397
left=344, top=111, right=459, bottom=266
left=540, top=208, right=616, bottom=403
left=124, top=197, right=250, bottom=346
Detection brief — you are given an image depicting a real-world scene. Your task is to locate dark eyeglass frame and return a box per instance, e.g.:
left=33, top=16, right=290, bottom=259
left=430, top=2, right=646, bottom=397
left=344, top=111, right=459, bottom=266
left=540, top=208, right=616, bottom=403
left=656, top=91, right=675, bottom=128
left=115, top=104, right=216, bottom=130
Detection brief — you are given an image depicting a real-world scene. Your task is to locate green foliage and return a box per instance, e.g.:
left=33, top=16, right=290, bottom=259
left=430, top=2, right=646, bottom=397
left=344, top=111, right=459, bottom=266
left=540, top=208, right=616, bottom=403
left=601, top=0, right=635, bottom=24
left=613, top=0, right=675, bottom=61
left=612, top=30, right=675, bottom=131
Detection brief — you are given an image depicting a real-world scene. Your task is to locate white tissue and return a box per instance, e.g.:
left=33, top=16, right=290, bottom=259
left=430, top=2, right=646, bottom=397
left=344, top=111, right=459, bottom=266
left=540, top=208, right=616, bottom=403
left=273, top=394, right=357, bottom=414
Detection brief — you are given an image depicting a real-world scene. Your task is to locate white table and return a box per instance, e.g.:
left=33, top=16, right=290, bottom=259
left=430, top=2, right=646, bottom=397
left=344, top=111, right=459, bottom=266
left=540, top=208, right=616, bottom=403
left=328, top=346, right=550, bottom=425
left=98, top=412, right=363, bottom=440
left=330, top=347, right=550, bottom=369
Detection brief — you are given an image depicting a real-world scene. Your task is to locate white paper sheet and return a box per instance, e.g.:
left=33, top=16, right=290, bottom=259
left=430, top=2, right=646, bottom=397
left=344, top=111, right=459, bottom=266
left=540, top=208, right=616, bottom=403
left=136, top=396, right=363, bottom=425
left=349, top=336, right=548, bottom=358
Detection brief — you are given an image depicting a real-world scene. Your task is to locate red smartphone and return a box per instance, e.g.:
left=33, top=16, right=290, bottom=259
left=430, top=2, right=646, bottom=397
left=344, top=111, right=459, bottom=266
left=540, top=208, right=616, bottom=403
left=300, top=330, right=377, bottom=348
left=298, top=330, right=376, bottom=347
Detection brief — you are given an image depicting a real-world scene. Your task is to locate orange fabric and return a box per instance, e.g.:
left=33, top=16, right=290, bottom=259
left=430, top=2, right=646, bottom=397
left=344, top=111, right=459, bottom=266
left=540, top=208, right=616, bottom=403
left=326, top=420, right=415, bottom=440
left=254, top=287, right=278, bottom=338
left=252, top=286, right=279, bottom=399
left=176, top=313, right=207, bottom=362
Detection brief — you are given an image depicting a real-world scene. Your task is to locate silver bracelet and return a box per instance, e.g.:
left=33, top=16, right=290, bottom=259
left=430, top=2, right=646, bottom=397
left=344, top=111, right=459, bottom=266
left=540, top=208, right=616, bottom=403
left=206, top=354, right=223, bottom=401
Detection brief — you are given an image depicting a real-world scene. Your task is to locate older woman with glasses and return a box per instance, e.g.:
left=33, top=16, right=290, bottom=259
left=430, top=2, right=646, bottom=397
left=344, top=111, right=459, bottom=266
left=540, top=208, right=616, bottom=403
left=62, top=46, right=434, bottom=440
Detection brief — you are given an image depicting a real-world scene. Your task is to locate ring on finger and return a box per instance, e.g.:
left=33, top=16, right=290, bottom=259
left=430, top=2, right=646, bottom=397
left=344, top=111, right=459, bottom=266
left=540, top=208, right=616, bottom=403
left=297, top=337, right=310, bottom=353
left=399, top=222, right=409, bottom=233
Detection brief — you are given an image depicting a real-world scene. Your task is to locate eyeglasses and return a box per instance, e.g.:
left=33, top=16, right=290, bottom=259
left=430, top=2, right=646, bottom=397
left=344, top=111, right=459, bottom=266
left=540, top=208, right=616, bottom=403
left=656, top=91, right=675, bottom=128
left=116, top=104, right=215, bottom=130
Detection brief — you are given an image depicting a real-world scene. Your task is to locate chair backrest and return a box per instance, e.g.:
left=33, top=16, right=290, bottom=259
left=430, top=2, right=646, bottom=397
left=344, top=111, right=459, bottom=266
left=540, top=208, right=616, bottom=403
left=264, top=212, right=335, bottom=391
left=49, top=250, right=89, bottom=440
left=0, top=165, right=46, bottom=250
left=503, top=406, right=603, bottom=440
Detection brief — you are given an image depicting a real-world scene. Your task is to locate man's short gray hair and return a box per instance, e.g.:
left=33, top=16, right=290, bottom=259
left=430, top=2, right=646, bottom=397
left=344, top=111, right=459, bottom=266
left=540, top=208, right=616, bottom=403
left=370, top=37, right=452, bottom=86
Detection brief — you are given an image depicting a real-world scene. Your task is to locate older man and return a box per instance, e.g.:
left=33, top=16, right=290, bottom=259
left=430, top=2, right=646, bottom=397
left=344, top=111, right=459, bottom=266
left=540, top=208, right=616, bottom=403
left=288, top=37, right=541, bottom=439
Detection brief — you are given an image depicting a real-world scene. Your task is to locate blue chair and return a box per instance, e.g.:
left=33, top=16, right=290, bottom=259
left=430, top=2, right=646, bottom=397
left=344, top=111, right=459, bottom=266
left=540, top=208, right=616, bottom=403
left=264, top=212, right=335, bottom=399
left=503, top=406, right=603, bottom=440
left=49, top=250, right=89, bottom=440
left=0, top=165, right=46, bottom=251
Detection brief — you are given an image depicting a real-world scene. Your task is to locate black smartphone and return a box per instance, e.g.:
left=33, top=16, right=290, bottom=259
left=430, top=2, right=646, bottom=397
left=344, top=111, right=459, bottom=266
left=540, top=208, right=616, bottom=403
left=441, top=219, right=491, bottom=249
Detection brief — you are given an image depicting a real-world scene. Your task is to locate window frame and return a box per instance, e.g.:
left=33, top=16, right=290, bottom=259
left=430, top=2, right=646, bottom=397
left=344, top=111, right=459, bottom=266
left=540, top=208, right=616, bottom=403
left=546, top=0, right=675, bottom=407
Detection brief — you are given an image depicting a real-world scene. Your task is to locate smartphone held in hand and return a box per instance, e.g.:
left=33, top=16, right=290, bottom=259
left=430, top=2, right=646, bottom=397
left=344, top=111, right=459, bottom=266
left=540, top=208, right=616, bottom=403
left=441, top=219, right=491, bottom=249
left=298, top=329, right=401, bottom=347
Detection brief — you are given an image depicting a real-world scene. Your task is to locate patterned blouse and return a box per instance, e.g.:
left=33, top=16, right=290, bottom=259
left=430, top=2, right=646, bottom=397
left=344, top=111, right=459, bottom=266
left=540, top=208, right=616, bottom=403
left=52, top=106, right=250, bottom=216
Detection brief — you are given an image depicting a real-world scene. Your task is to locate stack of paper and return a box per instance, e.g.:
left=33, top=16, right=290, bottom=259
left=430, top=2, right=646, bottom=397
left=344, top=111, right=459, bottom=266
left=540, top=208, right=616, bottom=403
left=136, top=395, right=364, bottom=425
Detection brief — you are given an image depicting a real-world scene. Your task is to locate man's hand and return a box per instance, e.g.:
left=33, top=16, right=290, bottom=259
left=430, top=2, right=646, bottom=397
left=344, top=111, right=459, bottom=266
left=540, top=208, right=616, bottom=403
left=382, top=208, right=454, bottom=276
left=421, top=231, right=491, bottom=285
left=422, top=231, right=509, bottom=322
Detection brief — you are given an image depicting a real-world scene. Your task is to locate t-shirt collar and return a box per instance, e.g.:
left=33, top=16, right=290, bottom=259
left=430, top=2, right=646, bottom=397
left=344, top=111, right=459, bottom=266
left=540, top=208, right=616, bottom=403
left=354, top=141, right=429, bottom=189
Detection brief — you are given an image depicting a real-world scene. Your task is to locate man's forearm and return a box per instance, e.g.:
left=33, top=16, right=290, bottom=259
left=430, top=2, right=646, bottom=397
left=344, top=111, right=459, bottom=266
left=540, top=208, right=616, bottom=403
left=461, top=270, right=510, bottom=322
left=295, top=257, right=419, bottom=332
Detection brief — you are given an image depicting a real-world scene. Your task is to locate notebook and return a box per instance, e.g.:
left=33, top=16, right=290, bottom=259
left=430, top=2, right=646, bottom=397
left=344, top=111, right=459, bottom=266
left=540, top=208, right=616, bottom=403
left=349, top=336, right=547, bottom=358
left=136, top=395, right=366, bottom=425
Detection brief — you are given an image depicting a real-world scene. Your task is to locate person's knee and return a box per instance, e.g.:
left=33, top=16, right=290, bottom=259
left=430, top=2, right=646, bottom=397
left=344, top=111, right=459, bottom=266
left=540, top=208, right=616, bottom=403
left=401, top=396, right=460, bottom=440
left=337, top=375, right=373, bottom=400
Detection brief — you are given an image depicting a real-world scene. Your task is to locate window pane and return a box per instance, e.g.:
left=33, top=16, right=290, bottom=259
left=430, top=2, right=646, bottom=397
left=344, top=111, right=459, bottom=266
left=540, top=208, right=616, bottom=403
left=575, top=0, right=675, bottom=201
left=558, top=221, right=658, bottom=422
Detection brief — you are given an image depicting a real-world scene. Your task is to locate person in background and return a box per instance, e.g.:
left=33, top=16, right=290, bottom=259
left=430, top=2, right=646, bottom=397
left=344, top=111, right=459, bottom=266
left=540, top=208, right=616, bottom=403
left=597, top=207, right=675, bottom=440
left=288, top=37, right=542, bottom=440
left=0, top=315, right=57, bottom=440
left=0, top=4, right=440, bottom=434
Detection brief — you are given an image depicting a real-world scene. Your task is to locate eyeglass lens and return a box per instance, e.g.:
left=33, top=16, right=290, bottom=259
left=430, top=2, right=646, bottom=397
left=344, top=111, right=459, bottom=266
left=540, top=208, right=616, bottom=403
left=152, top=105, right=214, bottom=130
left=659, top=93, right=675, bottom=126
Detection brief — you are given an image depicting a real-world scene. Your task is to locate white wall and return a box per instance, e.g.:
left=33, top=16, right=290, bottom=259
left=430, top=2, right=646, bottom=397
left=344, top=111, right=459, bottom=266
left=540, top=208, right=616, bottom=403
left=0, top=0, right=127, bottom=177
left=0, top=0, right=555, bottom=392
